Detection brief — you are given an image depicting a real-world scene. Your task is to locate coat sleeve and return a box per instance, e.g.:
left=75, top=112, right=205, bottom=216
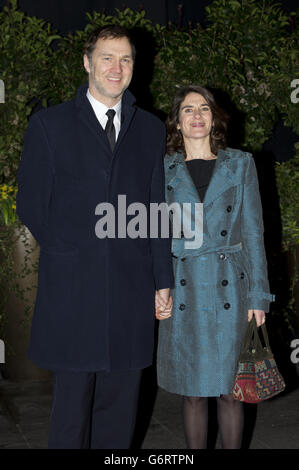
left=17, top=113, right=54, bottom=247
left=241, top=153, right=275, bottom=312
left=149, top=125, right=174, bottom=290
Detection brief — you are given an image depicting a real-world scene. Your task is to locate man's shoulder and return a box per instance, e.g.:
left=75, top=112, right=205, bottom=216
left=134, top=106, right=165, bottom=132
left=30, top=99, right=75, bottom=127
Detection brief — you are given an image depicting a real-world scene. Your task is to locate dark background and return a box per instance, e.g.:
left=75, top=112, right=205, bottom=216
left=0, top=0, right=297, bottom=162
left=0, top=0, right=298, bottom=32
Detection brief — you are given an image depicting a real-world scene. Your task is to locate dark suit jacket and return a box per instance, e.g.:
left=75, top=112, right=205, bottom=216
left=17, top=83, right=174, bottom=371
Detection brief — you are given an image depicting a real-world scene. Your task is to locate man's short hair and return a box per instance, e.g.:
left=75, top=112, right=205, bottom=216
left=84, top=25, right=136, bottom=62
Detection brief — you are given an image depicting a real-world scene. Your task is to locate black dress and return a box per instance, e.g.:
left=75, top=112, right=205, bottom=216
left=185, top=158, right=216, bottom=202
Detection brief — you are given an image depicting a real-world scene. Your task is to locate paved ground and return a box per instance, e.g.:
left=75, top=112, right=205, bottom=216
left=0, top=365, right=299, bottom=449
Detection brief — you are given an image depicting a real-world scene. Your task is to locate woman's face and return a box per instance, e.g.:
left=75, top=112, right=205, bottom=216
left=177, top=92, right=213, bottom=142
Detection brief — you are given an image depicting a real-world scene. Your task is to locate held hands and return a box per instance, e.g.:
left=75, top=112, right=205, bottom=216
left=248, top=309, right=266, bottom=327
left=155, top=288, right=173, bottom=320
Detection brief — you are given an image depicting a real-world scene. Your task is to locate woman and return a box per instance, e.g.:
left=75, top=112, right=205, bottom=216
left=156, top=85, right=275, bottom=449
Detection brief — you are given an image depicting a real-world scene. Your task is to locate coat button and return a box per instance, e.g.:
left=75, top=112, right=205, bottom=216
left=219, top=253, right=226, bottom=260
left=222, top=280, right=228, bottom=286
left=227, top=205, right=232, bottom=212
left=169, top=164, right=175, bottom=169
left=221, top=230, right=227, bottom=236
left=167, top=185, right=173, bottom=191
left=224, top=303, right=230, bottom=309
left=179, top=304, right=186, bottom=311
left=181, top=257, right=186, bottom=262
left=240, top=272, right=245, bottom=279
left=180, top=279, right=186, bottom=286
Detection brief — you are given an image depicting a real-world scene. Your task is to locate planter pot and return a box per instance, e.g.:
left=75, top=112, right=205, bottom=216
left=1, top=226, right=51, bottom=380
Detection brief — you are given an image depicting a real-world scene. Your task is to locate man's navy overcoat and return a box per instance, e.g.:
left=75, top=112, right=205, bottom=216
left=17, top=84, right=174, bottom=371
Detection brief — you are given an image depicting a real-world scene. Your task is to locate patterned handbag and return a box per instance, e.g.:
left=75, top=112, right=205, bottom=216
left=233, top=319, right=286, bottom=403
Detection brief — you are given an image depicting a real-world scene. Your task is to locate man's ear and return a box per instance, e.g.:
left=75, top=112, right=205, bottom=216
left=83, top=54, right=91, bottom=74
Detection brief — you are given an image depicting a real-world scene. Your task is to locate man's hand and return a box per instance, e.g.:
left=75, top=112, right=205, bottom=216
left=155, top=288, right=172, bottom=320
left=248, top=309, right=265, bottom=327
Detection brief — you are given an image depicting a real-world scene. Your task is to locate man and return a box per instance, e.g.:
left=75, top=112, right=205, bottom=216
left=17, top=25, right=173, bottom=449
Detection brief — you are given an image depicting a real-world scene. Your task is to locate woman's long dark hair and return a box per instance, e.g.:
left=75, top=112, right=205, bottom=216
left=166, top=85, right=229, bottom=157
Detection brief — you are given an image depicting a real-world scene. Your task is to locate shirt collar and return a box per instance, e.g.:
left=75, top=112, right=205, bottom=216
left=86, top=88, right=122, bottom=121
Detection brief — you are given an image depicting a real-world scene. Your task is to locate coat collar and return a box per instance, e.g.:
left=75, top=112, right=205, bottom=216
left=75, top=82, right=136, bottom=109
left=168, top=148, right=237, bottom=206
left=75, top=83, right=137, bottom=158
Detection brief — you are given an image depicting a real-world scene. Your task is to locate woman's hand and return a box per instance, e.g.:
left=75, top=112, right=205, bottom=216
left=155, top=289, right=173, bottom=320
left=248, top=309, right=265, bottom=327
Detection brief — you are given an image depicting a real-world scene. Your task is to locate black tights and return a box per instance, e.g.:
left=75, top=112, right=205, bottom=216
left=182, top=394, right=244, bottom=449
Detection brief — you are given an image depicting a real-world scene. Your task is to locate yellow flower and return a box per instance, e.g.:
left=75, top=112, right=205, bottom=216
left=12, top=204, right=16, bottom=210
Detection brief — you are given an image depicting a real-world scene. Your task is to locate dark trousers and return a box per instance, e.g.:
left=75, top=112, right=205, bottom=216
left=48, top=369, right=142, bottom=449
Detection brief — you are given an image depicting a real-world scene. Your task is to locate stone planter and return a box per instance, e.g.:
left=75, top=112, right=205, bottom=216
left=1, top=226, right=51, bottom=380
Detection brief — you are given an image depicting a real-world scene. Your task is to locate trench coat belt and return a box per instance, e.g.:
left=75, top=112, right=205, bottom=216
left=171, top=242, right=242, bottom=259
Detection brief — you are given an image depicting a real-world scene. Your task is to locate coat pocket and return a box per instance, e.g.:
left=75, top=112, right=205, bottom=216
left=229, top=251, right=250, bottom=299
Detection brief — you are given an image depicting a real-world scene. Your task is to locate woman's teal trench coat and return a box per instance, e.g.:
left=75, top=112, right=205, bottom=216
left=157, top=148, right=275, bottom=397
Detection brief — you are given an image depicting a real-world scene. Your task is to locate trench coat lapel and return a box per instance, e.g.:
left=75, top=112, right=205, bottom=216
left=169, top=153, right=201, bottom=205
left=170, top=148, right=236, bottom=207
left=203, top=148, right=235, bottom=206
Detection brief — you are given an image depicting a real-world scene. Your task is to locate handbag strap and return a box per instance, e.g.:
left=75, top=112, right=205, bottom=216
left=240, top=318, right=272, bottom=359
left=251, top=318, right=273, bottom=359
left=260, top=323, right=271, bottom=350
left=241, top=319, right=255, bottom=354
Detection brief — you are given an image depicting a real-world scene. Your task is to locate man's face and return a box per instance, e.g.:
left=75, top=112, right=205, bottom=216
left=84, top=36, right=134, bottom=107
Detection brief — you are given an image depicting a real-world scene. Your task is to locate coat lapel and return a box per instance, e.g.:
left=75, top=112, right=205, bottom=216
left=169, top=148, right=236, bottom=207
left=168, top=153, right=201, bottom=205
left=203, top=148, right=236, bottom=206
left=167, top=149, right=238, bottom=255
left=75, top=83, right=137, bottom=163
left=113, top=91, right=136, bottom=155
left=75, top=83, right=111, bottom=159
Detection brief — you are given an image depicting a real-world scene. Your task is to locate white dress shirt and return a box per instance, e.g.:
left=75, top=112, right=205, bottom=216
left=86, top=89, right=122, bottom=140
